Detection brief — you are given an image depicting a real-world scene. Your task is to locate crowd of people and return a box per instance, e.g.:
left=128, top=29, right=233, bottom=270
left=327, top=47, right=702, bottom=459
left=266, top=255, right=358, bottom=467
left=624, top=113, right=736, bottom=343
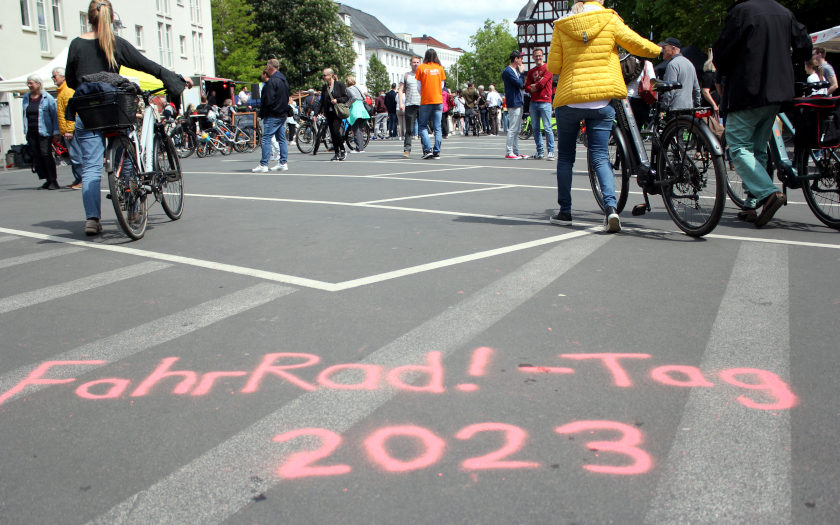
left=21, top=0, right=836, bottom=236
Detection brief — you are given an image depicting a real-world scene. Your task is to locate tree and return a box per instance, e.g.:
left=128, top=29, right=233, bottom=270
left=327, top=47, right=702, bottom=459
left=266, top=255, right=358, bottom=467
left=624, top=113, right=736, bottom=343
left=366, top=54, right=389, bottom=96
left=451, top=20, right=518, bottom=93
left=211, top=0, right=262, bottom=81
left=250, top=0, right=356, bottom=92
left=606, top=0, right=840, bottom=51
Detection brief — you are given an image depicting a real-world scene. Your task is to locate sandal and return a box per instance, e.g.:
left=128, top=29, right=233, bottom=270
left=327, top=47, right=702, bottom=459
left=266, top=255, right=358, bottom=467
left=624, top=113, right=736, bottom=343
left=754, top=192, right=786, bottom=228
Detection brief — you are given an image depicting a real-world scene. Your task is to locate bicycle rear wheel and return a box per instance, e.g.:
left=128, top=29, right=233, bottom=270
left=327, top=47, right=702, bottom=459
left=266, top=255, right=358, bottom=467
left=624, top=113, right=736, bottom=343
left=155, top=135, right=184, bottom=220
left=239, top=126, right=258, bottom=153
left=657, top=118, right=726, bottom=237
left=797, top=146, right=840, bottom=229
left=296, top=122, right=316, bottom=154
left=588, top=126, right=630, bottom=213
left=172, top=127, right=195, bottom=159
left=107, top=135, right=147, bottom=240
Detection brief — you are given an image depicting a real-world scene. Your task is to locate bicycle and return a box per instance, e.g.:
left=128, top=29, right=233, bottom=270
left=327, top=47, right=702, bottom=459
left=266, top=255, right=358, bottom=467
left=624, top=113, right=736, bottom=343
left=295, top=115, right=370, bottom=154
left=464, top=108, right=482, bottom=136
left=591, top=79, right=726, bottom=237
left=98, top=86, right=185, bottom=240
left=520, top=112, right=558, bottom=141
left=724, top=81, right=840, bottom=229
left=169, top=116, right=197, bottom=159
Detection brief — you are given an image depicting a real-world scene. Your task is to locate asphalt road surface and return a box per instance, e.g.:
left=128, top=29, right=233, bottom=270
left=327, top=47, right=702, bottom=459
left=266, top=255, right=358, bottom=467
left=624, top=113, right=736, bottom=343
left=1, top=134, right=838, bottom=524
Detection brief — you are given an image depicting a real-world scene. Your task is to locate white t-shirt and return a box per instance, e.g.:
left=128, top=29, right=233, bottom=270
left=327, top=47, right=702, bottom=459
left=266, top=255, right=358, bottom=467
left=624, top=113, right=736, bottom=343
left=486, top=91, right=503, bottom=107
left=807, top=72, right=828, bottom=96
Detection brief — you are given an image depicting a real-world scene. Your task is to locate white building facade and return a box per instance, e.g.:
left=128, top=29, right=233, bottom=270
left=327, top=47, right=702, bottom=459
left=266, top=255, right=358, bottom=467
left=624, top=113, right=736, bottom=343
left=410, top=34, right=464, bottom=74
left=1, top=0, right=214, bottom=149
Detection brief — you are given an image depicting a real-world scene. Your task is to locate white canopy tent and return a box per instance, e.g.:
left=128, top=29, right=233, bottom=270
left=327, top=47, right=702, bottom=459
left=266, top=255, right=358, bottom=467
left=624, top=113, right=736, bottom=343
left=0, top=47, right=68, bottom=93
left=812, top=25, right=840, bottom=54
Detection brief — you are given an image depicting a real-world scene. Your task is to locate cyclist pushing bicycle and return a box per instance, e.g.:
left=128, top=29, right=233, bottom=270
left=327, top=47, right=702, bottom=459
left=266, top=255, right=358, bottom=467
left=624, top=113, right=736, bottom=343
left=712, top=0, right=812, bottom=227
left=65, top=0, right=192, bottom=236
left=546, top=0, right=660, bottom=233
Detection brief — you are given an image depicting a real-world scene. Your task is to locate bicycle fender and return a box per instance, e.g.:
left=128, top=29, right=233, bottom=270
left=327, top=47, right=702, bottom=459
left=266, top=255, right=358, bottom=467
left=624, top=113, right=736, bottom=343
left=674, top=115, right=724, bottom=156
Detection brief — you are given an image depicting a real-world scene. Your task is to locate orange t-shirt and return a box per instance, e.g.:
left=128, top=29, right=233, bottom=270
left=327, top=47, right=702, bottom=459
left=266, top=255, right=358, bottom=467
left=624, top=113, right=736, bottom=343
left=415, top=63, right=446, bottom=105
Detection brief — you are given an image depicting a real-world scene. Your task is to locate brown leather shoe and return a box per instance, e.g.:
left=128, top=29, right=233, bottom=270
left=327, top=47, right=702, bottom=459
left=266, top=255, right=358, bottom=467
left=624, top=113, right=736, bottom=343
left=754, top=192, right=786, bottom=228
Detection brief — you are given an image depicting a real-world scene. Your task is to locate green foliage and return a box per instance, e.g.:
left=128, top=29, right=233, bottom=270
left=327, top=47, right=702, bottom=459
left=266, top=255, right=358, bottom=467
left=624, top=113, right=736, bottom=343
left=606, top=0, right=840, bottom=51
left=249, top=0, right=356, bottom=92
left=366, top=54, right=389, bottom=96
left=211, top=0, right=262, bottom=81
left=451, top=19, right=518, bottom=93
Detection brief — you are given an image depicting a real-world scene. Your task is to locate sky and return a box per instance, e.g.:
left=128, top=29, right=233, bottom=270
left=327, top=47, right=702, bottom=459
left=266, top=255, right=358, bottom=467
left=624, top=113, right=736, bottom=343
left=339, top=0, right=526, bottom=51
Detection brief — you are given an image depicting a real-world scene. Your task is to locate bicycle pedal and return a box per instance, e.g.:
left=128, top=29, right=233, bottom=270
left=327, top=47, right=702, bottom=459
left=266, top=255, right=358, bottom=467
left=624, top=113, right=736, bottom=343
left=631, top=204, right=647, bottom=216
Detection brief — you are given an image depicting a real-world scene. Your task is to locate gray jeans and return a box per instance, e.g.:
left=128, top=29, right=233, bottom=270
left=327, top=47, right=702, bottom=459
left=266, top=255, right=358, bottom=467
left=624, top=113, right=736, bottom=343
left=506, top=106, right=523, bottom=156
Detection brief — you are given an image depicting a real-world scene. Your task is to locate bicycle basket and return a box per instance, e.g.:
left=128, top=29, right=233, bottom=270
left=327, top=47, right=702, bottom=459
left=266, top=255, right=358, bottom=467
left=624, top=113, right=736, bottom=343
left=792, top=96, right=840, bottom=149
left=73, top=90, right=139, bottom=130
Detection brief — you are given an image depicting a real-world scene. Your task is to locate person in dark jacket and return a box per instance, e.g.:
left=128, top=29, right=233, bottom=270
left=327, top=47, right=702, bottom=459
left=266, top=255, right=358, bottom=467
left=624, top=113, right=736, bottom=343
left=317, top=68, right=349, bottom=161
left=252, top=58, right=291, bottom=173
left=65, top=0, right=190, bottom=236
left=713, top=0, right=811, bottom=227
left=385, top=83, right=398, bottom=138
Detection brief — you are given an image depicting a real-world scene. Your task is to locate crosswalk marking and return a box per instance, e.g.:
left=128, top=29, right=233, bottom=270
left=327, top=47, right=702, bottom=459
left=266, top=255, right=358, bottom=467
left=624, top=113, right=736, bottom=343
left=0, top=283, right=296, bottom=406
left=0, top=246, right=87, bottom=269
left=87, top=233, right=613, bottom=525
left=0, top=261, right=171, bottom=314
left=645, top=243, right=791, bottom=524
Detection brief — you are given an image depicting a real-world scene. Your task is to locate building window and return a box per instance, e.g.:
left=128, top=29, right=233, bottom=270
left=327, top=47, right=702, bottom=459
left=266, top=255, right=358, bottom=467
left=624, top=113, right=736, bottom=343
left=36, top=0, right=49, bottom=53
left=189, top=0, right=201, bottom=25
left=135, top=25, right=144, bottom=48
left=179, top=35, right=186, bottom=57
left=51, top=0, right=62, bottom=33
left=156, top=0, right=170, bottom=15
left=79, top=11, right=87, bottom=33
left=21, top=0, right=32, bottom=27
left=192, top=31, right=204, bottom=73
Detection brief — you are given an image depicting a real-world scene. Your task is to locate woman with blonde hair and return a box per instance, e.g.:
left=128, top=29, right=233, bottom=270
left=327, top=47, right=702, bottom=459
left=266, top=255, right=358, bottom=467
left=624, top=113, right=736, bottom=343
left=345, top=75, right=369, bottom=153
left=64, top=0, right=191, bottom=235
left=317, top=68, right=348, bottom=160
left=547, top=0, right=660, bottom=232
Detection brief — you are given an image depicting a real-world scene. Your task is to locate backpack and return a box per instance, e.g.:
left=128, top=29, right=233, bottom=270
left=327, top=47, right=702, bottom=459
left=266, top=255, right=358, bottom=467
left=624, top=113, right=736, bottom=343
left=621, top=55, right=643, bottom=83
left=442, top=90, right=450, bottom=113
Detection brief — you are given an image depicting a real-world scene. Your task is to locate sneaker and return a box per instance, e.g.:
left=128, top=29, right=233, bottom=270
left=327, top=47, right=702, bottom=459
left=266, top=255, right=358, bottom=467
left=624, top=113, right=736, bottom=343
left=432, top=153, right=441, bottom=159
left=403, top=151, right=410, bottom=158
left=517, top=154, right=530, bottom=160
left=84, top=218, right=102, bottom=236
left=505, top=154, right=520, bottom=159
left=550, top=212, right=572, bottom=225
left=546, top=152, right=555, bottom=161
left=533, top=153, right=544, bottom=160
left=754, top=191, right=786, bottom=227
left=330, top=155, right=340, bottom=161
left=604, top=206, right=621, bottom=233
left=270, top=163, right=288, bottom=171
left=251, top=164, right=269, bottom=173
left=422, top=151, right=434, bottom=159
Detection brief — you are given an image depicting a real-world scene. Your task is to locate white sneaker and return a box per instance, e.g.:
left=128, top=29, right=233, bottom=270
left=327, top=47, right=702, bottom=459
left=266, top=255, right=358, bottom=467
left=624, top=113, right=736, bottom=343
left=546, top=152, right=555, bottom=161
left=252, top=164, right=269, bottom=173
left=270, top=163, right=288, bottom=171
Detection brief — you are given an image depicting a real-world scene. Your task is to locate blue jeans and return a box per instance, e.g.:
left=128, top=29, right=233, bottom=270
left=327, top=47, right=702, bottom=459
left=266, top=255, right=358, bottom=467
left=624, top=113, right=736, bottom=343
left=261, top=116, right=287, bottom=165
left=388, top=113, right=398, bottom=137
left=530, top=101, right=555, bottom=156
left=554, top=104, right=616, bottom=213
left=418, top=104, right=442, bottom=155
left=65, top=135, right=83, bottom=183
left=725, top=105, right=780, bottom=205
left=74, top=117, right=106, bottom=220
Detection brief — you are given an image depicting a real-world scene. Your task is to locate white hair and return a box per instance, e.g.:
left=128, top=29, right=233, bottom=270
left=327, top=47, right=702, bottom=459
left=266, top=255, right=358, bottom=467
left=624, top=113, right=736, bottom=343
left=26, top=74, right=43, bottom=93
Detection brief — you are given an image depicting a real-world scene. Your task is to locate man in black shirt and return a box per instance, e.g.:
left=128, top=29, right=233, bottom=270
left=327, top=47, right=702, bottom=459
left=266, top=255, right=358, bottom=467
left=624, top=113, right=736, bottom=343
left=253, top=59, right=291, bottom=173
left=385, top=83, right=398, bottom=138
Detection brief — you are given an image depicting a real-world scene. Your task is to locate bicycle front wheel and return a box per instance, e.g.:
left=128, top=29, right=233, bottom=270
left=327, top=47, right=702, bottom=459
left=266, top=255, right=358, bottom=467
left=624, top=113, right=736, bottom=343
left=239, top=126, right=258, bottom=153
left=588, top=126, right=630, bottom=213
left=296, top=122, right=316, bottom=154
left=657, top=118, right=726, bottom=237
left=797, top=146, right=840, bottom=229
left=107, top=135, right=147, bottom=240
left=155, top=136, right=184, bottom=220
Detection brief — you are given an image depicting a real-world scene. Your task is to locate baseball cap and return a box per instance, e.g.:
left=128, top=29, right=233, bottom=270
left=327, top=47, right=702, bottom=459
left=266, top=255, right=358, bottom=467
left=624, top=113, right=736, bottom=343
left=658, top=37, right=681, bottom=48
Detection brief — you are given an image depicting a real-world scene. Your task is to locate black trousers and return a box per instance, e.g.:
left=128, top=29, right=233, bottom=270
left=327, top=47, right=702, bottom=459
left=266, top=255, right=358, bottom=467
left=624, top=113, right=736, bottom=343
left=27, top=131, right=57, bottom=184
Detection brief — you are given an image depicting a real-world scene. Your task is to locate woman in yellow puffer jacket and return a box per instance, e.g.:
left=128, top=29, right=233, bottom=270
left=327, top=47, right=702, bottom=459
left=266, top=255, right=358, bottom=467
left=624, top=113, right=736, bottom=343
left=546, top=0, right=660, bottom=232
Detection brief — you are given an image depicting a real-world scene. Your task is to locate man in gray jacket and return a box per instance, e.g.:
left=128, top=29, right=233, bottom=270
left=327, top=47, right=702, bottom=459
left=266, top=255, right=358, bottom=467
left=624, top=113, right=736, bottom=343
left=659, top=37, right=700, bottom=110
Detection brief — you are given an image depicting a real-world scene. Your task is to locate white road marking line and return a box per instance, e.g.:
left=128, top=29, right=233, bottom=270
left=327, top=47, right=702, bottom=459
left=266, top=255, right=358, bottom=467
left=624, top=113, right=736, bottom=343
left=357, top=185, right=517, bottom=205
left=87, top=234, right=613, bottom=525
left=706, top=233, right=840, bottom=250
left=0, top=227, right=336, bottom=291
left=0, top=283, right=295, bottom=406
left=645, top=242, right=791, bottom=524
left=0, top=246, right=87, bottom=270
left=0, top=261, right=171, bottom=315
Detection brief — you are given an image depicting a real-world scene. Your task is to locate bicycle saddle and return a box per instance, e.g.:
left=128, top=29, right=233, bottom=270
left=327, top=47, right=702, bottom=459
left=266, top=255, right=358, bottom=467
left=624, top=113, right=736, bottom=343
left=650, top=79, right=682, bottom=93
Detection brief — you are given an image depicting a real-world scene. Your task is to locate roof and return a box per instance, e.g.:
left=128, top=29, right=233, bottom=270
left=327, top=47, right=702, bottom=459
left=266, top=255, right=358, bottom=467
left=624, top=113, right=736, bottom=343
left=411, top=35, right=457, bottom=51
left=336, top=4, right=412, bottom=55
left=516, top=0, right=537, bottom=22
